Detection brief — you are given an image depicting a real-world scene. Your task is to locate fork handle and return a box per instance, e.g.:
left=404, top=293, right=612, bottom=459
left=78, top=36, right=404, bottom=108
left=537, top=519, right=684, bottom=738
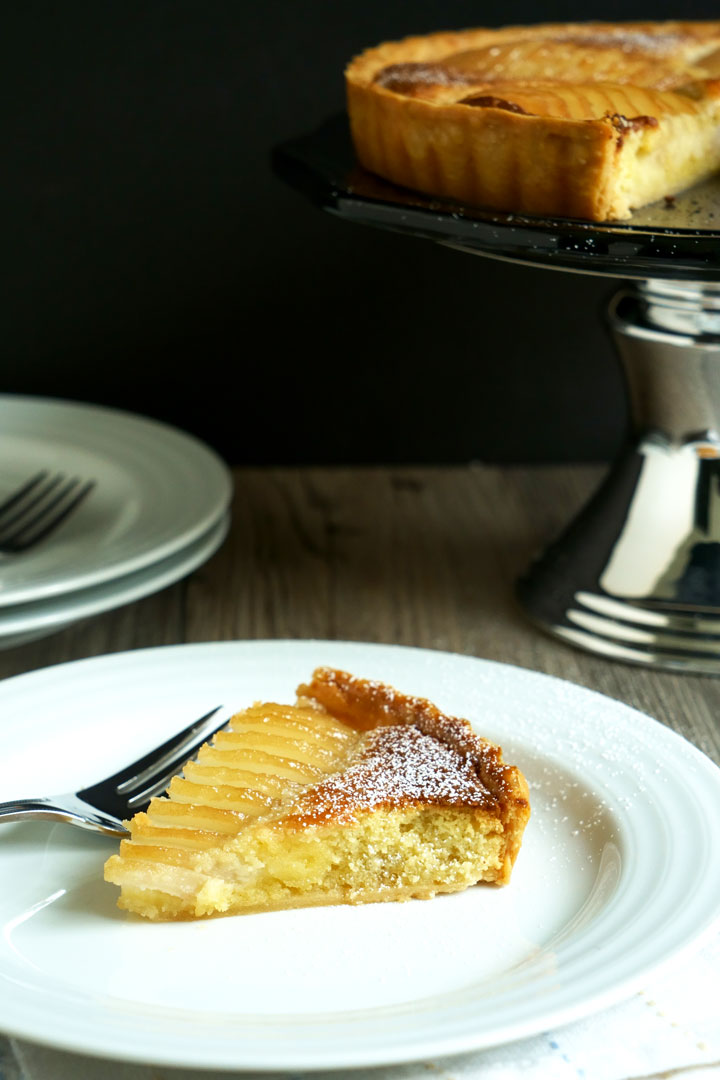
left=0, top=797, right=127, bottom=836
left=0, top=797, right=60, bottom=823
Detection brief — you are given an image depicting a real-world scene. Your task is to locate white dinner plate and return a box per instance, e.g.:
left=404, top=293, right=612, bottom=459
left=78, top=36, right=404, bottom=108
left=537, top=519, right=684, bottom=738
left=0, top=512, right=230, bottom=649
left=0, top=395, right=232, bottom=607
left=0, top=641, right=719, bottom=1071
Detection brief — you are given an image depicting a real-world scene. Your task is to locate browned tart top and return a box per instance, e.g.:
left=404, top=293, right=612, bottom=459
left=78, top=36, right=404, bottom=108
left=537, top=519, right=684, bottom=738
left=293, top=667, right=530, bottom=826
left=365, top=21, right=720, bottom=105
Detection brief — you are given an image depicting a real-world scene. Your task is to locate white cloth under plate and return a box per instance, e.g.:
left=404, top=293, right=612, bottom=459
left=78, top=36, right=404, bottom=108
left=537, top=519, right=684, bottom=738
left=3, top=930, right=719, bottom=1080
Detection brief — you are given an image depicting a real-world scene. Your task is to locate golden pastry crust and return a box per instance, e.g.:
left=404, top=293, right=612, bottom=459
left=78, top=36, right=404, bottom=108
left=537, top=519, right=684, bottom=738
left=345, top=21, right=720, bottom=220
left=298, top=666, right=530, bottom=871
left=104, top=668, right=530, bottom=919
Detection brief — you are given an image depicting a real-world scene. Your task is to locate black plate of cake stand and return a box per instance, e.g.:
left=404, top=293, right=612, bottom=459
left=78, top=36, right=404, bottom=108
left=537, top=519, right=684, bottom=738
left=274, top=114, right=720, bottom=673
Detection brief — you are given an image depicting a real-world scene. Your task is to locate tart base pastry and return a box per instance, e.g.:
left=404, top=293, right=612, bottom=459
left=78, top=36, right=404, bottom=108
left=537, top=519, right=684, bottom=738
left=345, top=21, right=720, bottom=221
left=104, top=668, right=530, bottom=920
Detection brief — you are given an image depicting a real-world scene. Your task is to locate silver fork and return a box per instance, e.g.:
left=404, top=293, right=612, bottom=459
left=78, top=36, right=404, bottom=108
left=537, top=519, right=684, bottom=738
left=0, top=471, right=96, bottom=553
left=0, top=706, right=227, bottom=836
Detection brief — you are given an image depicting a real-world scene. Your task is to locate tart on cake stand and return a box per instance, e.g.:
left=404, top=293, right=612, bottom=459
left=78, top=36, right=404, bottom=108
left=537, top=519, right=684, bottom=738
left=274, top=115, right=720, bottom=673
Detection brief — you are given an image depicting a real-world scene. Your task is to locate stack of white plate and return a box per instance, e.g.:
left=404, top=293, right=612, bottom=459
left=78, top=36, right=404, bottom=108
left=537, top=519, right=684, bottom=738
left=0, top=395, right=233, bottom=649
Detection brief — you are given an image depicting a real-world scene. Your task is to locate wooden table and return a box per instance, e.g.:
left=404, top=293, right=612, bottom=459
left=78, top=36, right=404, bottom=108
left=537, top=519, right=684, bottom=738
left=2, top=464, right=720, bottom=1080
left=2, top=464, right=718, bottom=766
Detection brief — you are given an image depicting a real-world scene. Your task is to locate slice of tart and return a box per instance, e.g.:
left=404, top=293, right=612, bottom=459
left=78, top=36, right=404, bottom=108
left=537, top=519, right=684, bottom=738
left=104, top=667, right=530, bottom=920
left=345, top=20, right=720, bottom=220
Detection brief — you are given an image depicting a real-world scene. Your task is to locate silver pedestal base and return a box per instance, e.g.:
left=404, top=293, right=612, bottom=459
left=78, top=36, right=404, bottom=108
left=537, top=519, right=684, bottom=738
left=518, top=279, right=720, bottom=673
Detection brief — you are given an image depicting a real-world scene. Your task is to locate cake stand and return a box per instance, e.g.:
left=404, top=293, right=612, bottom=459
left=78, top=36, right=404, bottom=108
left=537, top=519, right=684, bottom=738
left=273, top=115, right=720, bottom=673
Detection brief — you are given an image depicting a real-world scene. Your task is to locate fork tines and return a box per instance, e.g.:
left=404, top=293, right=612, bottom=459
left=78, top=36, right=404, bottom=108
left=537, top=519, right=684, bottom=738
left=78, top=706, right=228, bottom=822
left=0, top=471, right=96, bottom=553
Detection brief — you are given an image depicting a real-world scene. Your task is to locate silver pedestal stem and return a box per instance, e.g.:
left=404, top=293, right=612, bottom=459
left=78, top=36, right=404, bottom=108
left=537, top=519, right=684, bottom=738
left=517, top=279, right=720, bottom=673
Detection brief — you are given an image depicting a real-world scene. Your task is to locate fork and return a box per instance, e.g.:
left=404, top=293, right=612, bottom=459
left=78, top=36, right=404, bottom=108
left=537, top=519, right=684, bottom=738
left=0, top=471, right=96, bottom=553
left=0, top=706, right=227, bottom=836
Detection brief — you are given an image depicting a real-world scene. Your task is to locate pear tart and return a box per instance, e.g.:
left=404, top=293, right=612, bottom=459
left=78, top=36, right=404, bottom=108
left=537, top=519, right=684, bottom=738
left=104, top=668, right=530, bottom=920
left=345, top=21, right=720, bottom=220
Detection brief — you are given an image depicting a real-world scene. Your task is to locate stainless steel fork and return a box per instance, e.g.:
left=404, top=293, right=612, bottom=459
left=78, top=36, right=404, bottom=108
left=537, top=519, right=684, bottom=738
left=0, top=471, right=96, bottom=553
left=0, top=706, right=227, bottom=836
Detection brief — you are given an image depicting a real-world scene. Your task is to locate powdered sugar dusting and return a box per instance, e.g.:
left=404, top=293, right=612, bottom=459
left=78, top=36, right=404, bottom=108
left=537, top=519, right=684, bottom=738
left=374, top=62, right=476, bottom=91
left=553, top=28, right=687, bottom=54
left=289, top=724, right=497, bottom=825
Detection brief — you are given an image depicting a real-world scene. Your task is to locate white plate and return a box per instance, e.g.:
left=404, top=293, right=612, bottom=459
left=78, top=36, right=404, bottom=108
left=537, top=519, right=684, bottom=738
left=0, top=641, right=719, bottom=1071
left=0, top=512, right=230, bottom=648
left=0, top=395, right=232, bottom=606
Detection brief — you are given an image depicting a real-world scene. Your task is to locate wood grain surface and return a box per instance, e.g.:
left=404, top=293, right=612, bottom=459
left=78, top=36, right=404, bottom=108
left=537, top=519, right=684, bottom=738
left=1, top=465, right=719, bottom=766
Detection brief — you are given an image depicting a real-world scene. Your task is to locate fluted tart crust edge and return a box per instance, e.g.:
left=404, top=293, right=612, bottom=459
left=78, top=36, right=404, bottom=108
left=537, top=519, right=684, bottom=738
left=345, top=22, right=720, bottom=221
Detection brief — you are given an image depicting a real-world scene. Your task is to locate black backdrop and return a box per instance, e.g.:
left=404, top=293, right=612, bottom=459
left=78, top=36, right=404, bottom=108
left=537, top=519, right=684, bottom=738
left=4, top=2, right=717, bottom=465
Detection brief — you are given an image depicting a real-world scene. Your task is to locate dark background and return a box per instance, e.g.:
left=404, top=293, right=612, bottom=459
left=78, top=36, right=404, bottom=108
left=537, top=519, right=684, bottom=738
left=4, top=1, right=717, bottom=466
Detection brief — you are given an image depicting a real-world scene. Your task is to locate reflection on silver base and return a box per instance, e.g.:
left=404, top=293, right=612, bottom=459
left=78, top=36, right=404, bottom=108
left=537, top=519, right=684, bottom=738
left=518, top=279, right=720, bottom=673
left=522, top=595, right=720, bottom=675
